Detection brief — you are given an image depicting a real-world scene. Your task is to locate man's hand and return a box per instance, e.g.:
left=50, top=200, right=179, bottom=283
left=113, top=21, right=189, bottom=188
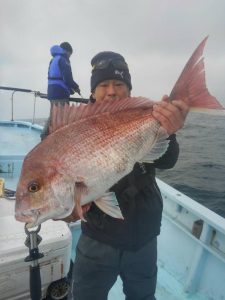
left=152, top=95, right=189, bottom=135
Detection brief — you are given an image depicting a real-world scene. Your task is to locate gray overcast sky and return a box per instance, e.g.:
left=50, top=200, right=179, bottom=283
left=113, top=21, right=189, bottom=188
left=1, top=0, right=225, bottom=119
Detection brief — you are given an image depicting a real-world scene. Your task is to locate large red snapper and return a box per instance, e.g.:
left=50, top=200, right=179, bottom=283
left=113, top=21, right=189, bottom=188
left=15, top=37, right=224, bottom=227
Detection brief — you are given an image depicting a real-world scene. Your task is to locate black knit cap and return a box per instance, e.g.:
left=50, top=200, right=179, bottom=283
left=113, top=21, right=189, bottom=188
left=90, top=51, right=132, bottom=92
left=60, top=42, right=73, bottom=54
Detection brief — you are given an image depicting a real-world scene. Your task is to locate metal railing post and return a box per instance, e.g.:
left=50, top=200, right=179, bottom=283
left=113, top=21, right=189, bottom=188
left=11, top=91, right=16, bottom=121
left=32, top=93, right=37, bottom=124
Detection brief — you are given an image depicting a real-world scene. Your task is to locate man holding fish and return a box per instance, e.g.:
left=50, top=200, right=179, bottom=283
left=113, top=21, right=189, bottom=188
left=68, top=51, right=189, bottom=300
left=16, top=38, right=223, bottom=299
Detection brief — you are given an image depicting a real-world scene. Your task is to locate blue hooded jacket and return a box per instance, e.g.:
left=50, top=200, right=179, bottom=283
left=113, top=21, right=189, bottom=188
left=47, top=45, right=79, bottom=100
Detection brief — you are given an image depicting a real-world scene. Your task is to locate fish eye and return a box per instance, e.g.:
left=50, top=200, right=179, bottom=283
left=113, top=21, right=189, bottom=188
left=28, top=182, right=40, bottom=193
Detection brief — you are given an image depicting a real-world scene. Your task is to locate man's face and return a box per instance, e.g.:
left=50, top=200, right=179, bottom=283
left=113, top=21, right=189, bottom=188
left=92, top=80, right=130, bottom=103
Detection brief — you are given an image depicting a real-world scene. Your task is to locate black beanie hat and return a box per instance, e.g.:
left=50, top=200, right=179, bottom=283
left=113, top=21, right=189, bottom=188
left=90, top=51, right=132, bottom=92
left=60, top=42, right=73, bottom=54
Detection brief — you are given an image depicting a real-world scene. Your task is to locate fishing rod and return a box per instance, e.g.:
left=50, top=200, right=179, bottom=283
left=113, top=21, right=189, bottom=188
left=0, top=85, right=89, bottom=121
left=0, top=85, right=89, bottom=104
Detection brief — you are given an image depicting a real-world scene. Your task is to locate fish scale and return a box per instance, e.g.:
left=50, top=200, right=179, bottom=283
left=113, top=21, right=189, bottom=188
left=63, top=110, right=159, bottom=188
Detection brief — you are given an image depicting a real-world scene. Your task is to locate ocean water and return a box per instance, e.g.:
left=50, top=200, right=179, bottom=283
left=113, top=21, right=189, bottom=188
left=157, top=113, right=225, bottom=217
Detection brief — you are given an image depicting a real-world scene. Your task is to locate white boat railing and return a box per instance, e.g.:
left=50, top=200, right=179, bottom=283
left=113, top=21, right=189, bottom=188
left=0, top=86, right=89, bottom=124
left=0, top=86, right=48, bottom=123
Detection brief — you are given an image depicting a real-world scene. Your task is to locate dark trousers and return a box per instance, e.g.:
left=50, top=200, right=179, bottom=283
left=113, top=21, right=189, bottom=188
left=68, top=234, right=157, bottom=300
left=40, top=99, right=69, bottom=140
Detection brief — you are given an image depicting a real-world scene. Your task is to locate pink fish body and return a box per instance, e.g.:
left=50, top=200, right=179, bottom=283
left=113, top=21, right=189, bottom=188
left=15, top=97, right=167, bottom=226
left=15, top=37, right=224, bottom=227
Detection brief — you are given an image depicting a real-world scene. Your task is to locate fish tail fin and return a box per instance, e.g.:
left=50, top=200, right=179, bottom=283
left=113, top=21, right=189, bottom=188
left=170, top=36, right=224, bottom=113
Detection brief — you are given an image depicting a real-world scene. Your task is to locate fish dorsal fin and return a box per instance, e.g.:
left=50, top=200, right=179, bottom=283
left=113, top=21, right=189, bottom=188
left=170, top=36, right=224, bottom=111
left=49, top=97, right=155, bottom=134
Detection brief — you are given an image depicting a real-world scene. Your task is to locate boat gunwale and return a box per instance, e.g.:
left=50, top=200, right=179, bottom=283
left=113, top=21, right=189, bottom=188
left=157, top=178, right=225, bottom=235
left=0, top=120, right=43, bottom=131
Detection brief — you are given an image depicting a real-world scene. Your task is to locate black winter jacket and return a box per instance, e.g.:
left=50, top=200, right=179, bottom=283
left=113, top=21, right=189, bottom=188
left=82, top=134, right=179, bottom=251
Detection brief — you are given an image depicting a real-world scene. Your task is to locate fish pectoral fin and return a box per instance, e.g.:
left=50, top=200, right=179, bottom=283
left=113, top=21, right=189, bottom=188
left=74, top=181, right=88, bottom=222
left=140, top=127, right=169, bottom=163
left=94, top=192, right=124, bottom=219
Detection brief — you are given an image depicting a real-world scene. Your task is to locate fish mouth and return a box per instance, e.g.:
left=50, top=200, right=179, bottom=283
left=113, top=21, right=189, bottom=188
left=15, top=204, right=73, bottom=228
left=15, top=209, right=41, bottom=227
left=26, top=220, right=40, bottom=228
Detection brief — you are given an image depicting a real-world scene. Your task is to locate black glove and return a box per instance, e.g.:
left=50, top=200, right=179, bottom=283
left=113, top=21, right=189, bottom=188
left=76, top=87, right=81, bottom=95
left=70, top=88, right=75, bottom=95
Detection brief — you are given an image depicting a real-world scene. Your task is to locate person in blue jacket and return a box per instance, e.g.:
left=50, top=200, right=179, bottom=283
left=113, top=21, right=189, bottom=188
left=41, top=42, right=81, bottom=140
left=48, top=42, right=80, bottom=99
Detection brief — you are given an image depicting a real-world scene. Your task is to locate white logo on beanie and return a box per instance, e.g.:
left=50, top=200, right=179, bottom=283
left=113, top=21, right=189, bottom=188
left=115, top=70, right=124, bottom=78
